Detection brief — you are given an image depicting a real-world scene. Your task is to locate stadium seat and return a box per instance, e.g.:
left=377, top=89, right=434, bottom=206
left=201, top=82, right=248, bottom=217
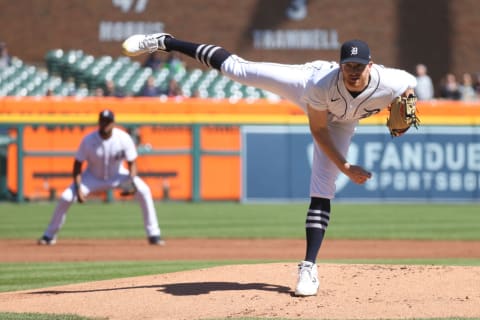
left=8, top=48, right=278, bottom=98
left=72, top=55, right=95, bottom=87
left=60, top=50, right=84, bottom=81
left=44, top=49, right=64, bottom=76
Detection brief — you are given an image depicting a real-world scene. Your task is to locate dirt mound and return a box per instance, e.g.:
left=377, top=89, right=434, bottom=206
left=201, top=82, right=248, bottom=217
left=0, top=263, right=479, bottom=320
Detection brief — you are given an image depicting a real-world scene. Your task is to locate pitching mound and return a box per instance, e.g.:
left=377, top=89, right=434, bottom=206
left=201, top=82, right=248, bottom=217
left=0, top=263, right=479, bottom=320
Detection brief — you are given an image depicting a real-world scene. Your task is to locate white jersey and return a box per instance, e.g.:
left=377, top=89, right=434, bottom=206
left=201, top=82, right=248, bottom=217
left=75, top=127, right=137, bottom=180
left=222, top=56, right=416, bottom=123
left=302, top=62, right=417, bottom=122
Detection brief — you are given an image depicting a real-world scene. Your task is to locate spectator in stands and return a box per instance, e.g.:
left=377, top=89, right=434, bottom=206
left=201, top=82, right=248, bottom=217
left=439, top=73, right=461, bottom=100
left=467, top=72, right=480, bottom=101
left=459, top=72, right=477, bottom=101
left=191, top=89, right=201, bottom=98
left=473, top=73, right=480, bottom=99
left=94, top=87, right=105, bottom=97
left=64, top=77, right=77, bottom=97
left=160, top=79, right=183, bottom=97
left=139, top=75, right=161, bottom=97
left=0, top=42, right=12, bottom=69
left=414, top=64, right=434, bottom=100
left=143, top=51, right=163, bottom=71
left=75, top=83, right=90, bottom=98
left=103, top=80, right=125, bottom=97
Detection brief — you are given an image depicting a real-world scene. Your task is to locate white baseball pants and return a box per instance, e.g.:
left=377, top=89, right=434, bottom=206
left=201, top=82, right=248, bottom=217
left=43, top=169, right=161, bottom=239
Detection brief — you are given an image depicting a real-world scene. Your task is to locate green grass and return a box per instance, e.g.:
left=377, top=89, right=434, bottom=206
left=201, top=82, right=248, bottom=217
left=1, top=201, right=479, bottom=320
left=1, top=202, right=479, bottom=240
left=0, top=260, right=269, bottom=293
left=1, top=201, right=479, bottom=294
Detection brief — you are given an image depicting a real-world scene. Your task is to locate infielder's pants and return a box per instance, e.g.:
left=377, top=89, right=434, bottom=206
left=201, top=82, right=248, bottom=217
left=221, top=55, right=357, bottom=198
left=43, top=172, right=161, bottom=239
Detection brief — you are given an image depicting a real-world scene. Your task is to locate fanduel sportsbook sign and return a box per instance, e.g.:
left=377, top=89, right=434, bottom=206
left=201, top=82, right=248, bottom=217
left=242, top=126, right=480, bottom=202
left=340, top=126, right=480, bottom=200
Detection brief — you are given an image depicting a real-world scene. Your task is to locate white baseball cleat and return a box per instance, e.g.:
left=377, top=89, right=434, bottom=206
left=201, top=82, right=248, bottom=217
left=148, top=236, right=166, bottom=246
left=122, top=33, right=172, bottom=57
left=37, top=235, right=57, bottom=245
left=295, top=260, right=319, bottom=296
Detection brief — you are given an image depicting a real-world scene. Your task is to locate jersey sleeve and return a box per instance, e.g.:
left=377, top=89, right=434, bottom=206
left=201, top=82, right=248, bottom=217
left=74, top=136, right=88, bottom=162
left=302, top=81, right=328, bottom=111
left=301, top=62, right=338, bottom=111
left=123, top=132, right=138, bottom=162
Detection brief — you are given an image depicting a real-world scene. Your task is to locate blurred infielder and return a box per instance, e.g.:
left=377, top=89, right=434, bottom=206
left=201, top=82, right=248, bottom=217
left=38, top=109, right=165, bottom=246
left=122, top=33, right=418, bottom=295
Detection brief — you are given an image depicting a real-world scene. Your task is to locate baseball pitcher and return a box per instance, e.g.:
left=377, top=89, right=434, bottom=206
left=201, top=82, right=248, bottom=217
left=122, top=33, right=418, bottom=295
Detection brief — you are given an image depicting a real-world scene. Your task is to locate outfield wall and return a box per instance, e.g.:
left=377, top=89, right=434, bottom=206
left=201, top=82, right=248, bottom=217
left=1, top=98, right=479, bottom=202
left=242, top=125, right=480, bottom=202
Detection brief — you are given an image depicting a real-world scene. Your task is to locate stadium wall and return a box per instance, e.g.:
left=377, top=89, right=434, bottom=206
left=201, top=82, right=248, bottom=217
left=0, top=0, right=479, bottom=91
left=1, top=98, right=479, bottom=202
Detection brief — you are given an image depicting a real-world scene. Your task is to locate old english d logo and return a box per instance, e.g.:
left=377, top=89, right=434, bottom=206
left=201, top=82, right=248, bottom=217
left=350, top=47, right=358, bottom=56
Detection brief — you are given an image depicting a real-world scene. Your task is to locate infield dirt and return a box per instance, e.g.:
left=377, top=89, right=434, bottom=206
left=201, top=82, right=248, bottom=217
left=1, top=239, right=480, bottom=320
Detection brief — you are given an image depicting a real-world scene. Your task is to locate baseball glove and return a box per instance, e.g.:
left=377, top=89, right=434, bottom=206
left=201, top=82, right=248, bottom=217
left=386, top=94, right=420, bottom=137
left=120, top=178, right=137, bottom=196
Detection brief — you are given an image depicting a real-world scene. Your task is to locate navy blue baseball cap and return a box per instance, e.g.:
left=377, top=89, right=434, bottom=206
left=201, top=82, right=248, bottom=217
left=340, top=40, right=371, bottom=64
left=99, top=109, right=115, bottom=122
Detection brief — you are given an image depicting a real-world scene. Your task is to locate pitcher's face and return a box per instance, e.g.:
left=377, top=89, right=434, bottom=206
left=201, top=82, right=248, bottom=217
left=341, top=62, right=372, bottom=92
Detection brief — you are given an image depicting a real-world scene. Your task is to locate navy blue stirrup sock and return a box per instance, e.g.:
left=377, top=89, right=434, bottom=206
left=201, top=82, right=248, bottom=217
left=164, top=38, right=231, bottom=70
left=304, top=197, right=331, bottom=263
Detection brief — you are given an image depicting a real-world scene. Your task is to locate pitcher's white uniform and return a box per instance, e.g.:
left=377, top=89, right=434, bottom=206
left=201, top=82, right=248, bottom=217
left=222, top=56, right=416, bottom=198
left=42, top=127, right=161, bottom=239
left=121, top=33, right=417, bottom=295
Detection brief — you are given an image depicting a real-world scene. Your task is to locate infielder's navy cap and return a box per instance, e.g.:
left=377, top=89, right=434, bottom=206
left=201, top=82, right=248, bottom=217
left=99, top=109, right=115, bottom=122
left=340, top=39, right=371, bottom=65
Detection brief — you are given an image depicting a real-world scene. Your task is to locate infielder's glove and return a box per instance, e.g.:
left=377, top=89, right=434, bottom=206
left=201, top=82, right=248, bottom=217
left=386, top=94, right=420, bottom=137
left=120, top=178, right=137, bottom=196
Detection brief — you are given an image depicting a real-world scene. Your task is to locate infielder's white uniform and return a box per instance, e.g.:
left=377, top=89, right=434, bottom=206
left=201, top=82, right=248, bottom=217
left=43, top=127, right=161, bottom=239
left=222, top=56, right=417, bottom=198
